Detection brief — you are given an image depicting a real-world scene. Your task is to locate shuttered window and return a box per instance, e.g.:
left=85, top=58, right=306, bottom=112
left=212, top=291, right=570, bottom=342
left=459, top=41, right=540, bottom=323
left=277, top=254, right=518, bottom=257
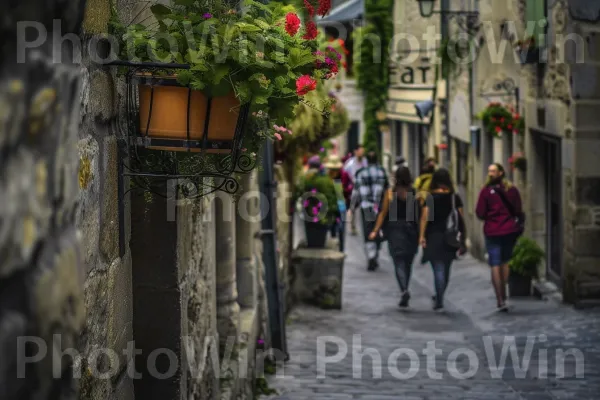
left=526, top=0, right=547, bottom=48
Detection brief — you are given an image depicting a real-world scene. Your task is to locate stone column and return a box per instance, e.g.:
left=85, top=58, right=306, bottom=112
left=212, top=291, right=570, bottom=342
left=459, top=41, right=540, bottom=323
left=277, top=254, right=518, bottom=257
left=236, top=173, right=258, bottom=309
left=215, top=192, right=240, bottom=350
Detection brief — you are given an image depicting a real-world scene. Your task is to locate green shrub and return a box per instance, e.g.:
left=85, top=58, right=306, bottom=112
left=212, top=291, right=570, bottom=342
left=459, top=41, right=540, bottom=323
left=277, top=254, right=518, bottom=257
left=296, top=174, right=338, bottom=225
left=510, top=236, right=544, bottom=277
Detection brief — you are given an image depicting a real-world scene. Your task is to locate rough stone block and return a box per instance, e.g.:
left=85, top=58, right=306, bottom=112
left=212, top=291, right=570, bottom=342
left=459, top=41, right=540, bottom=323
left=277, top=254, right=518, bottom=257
left=77, top=135, right=101, bottom=270
left=574, top=228, right=600, bottom=257
left=100, top=136, right=119, bottom=262
left=291, top=247, right=345, bottom=309
left=83, top=0, right=111, bottom=34
left=107, top=254, right=133, bottom=367
left=574, top=207, right=593, bottom=227
left=89, top=70, right=115, bottom=121
left=576, top=177, right=600, bottom=206
left=575, top=139, right=600, bottom=178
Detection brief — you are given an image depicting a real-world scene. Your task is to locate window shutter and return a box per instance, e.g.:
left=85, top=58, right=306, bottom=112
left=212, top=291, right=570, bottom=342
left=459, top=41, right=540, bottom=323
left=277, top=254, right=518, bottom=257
left=526, top=0, right=547, bottom=48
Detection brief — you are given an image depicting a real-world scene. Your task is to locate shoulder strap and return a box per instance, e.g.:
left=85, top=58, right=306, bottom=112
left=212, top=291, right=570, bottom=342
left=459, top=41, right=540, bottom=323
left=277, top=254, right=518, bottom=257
left=495, top=187, right=517, bottom=217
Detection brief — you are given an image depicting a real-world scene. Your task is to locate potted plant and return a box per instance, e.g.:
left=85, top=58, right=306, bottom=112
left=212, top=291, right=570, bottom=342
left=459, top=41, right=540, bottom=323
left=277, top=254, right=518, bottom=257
left=109, top=0, right=340, bottom=157
left=296, top=174, right=338, bottom=248
left=509, top=236, right=545, bottom=297
left=514, top=36, right=540, bottom=64
left=508, top=152, right=526, bottom=173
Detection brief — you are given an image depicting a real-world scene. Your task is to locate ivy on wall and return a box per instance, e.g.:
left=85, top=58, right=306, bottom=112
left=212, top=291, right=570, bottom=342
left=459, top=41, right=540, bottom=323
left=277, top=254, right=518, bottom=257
left=354, top=0, right=394, bottom=158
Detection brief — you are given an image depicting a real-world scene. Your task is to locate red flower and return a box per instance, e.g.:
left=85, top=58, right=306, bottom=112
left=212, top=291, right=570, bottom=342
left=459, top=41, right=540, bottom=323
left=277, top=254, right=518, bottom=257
left=495, top=126, right=502, bottom=133
left=438, top=143, right=448, bottom=149
left=513, top=113, right=520, bottom=119
left=507, top=124, right=513, bottom=130
left=304, top=0, right=315, bottom=17
left=330, top=63, right=339, bottom=74
left=317, top=0, right=331, bottom=16
left=302, top=21, right=318, bottom=39
left=285, top=13, right=301, bottom=36
left=296, top=75, right=317, bottom=96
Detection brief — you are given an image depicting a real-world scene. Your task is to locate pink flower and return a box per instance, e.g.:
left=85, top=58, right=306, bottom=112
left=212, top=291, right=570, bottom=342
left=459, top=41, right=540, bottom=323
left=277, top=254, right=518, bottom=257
left=312, top=207, right=318, bottom=214
left=318, top=202, right=322, bottom=207
left=303, top=200, right=309, bottom=207
left=313, top=217, right=318, bottom=223
left=311, top=188, right=317, bottom=193
left=287, top=129, right=293, bottom=135
left=274, top=132, right=282, bottom=140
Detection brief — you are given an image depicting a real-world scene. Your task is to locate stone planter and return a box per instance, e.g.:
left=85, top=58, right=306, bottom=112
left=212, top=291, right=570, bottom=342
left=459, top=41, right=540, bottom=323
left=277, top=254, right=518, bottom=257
left=291, top=244, right=345, bottom=309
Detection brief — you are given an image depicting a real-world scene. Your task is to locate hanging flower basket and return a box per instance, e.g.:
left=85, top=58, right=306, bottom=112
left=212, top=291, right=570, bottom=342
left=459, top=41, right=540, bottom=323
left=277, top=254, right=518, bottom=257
left=437, top=143, right=448, bottom=150
left=107, top=0, right=342, bottom=196
left=508, top=152, right=526, bottom=172
left=476, top=102, right=524, bottom=138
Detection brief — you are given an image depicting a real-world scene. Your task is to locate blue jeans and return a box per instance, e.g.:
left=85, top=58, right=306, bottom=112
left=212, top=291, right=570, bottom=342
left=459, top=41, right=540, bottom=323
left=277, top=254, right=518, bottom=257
left=431, top=260, right=452, bottom=306
left=393, top=255, right=415, bottom=293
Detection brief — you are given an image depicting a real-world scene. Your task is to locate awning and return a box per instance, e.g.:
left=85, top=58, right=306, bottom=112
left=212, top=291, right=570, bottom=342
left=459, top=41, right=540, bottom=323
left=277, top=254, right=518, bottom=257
left=317, top=0, right=364, bottom=24
left=386, top=85, right=436, bottom=124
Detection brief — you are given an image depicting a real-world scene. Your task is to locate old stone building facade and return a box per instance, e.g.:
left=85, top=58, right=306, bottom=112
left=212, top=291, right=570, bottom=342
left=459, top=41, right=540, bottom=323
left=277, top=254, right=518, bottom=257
left=385, top=0, right=600, bottom=305
left=1, top=0, right=273, bottom=399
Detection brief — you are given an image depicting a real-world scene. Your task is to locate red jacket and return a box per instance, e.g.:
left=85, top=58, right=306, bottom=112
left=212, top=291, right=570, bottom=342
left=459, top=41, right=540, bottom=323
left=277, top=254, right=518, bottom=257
left=476, top=184, right=523, bottom=237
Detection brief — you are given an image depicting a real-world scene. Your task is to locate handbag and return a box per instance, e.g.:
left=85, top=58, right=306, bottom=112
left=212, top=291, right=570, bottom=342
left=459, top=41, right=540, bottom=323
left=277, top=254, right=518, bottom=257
left=445, top=194, right=462, bottom=249
left=495, top=187, right=525, bottom=234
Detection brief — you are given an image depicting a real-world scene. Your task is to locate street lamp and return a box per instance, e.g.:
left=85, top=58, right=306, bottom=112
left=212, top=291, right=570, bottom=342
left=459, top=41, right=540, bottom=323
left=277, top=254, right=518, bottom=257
left=416, top=0, right=480, bottom=34
left=417, top=0, right=435, bottom=18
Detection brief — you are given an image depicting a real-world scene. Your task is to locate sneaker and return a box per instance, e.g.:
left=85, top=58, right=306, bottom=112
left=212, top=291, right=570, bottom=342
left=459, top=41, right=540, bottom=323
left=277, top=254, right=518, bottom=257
left=497, top=303, right=509, bottom=312
left=433, top=304, right=444, bottom=312
left=399, top=292, right=411, bottom=307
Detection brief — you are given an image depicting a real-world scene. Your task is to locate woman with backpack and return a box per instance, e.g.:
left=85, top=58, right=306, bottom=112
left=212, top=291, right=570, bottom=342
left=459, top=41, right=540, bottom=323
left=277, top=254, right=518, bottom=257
left=476, top=163, right=523, bottom=312
left=368, top=166, right=419, bottom=308
left=418, top=168, right=467, bottom=312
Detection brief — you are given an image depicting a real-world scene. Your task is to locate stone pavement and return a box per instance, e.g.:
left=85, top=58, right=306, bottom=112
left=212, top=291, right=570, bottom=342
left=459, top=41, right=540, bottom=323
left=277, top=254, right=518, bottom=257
left=264, top=226, right=600, bottom=399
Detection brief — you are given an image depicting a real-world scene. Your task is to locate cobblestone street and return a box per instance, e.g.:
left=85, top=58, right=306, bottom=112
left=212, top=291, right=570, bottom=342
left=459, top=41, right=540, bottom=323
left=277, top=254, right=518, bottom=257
left=265, top=227, right=600, bottom=399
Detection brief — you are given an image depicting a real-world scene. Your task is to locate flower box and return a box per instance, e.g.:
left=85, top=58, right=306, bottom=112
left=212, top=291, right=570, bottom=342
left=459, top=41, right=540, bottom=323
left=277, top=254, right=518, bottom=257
left=137, top=74, right=245, bottom=153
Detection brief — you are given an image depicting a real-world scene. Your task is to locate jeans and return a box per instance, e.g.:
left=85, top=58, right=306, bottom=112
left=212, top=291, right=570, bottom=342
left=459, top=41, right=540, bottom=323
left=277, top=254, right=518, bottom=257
left=431, top=260, right=452, bottom=305
left=393, top=255, right=415, bottom=293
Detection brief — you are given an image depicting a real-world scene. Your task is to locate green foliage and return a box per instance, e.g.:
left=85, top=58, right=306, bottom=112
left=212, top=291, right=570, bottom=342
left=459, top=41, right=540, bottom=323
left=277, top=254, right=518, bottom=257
left=475, top=102, right=523, bottom=138
left=112, top=0, right=329, bottom=129
left=354, top=0, right=394, bottom=159
left=296, top=174, right=339, bottom=225
left=510, top=237, right=544, bottom=277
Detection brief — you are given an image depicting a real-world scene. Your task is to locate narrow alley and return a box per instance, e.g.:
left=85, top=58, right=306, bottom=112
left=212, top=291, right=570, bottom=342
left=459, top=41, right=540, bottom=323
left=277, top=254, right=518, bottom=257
left=265, top=229, right=600, bottom=399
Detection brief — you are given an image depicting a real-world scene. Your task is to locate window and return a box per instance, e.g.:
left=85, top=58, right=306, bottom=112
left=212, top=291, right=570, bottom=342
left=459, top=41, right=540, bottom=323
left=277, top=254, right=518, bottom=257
left=395, top=121, right=403, bottom=157
left=526, top=0, right=547, bottom=48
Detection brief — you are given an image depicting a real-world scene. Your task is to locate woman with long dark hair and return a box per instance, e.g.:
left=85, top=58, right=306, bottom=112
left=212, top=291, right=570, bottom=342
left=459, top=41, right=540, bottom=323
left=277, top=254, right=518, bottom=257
left=418, top=168, right=467, bottom=311
left=369, top=166, right=419, bottom=307
left=476, top=163, right=523, bottom=311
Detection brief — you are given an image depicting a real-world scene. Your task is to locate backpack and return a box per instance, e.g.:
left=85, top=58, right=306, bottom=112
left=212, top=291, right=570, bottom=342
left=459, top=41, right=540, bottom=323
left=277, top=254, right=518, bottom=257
left=445, top=194, right=462, bottom=249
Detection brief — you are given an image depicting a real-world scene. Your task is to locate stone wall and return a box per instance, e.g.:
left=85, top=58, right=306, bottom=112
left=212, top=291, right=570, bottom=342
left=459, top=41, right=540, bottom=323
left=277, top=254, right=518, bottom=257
left=0, top=1, right=88, bottom=399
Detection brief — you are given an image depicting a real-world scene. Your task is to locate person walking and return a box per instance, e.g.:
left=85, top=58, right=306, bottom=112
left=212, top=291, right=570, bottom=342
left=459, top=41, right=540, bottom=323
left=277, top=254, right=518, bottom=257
left=325, top=154, right=347, bottom=251
left=350, top=151, right=389, bottom=271
left=340, top=153, right=355, bottom=234
left=368, top=166, right=419, bottom=307
left=476, top=163, right=524, bottom=312
left=418, top=168, right=466, bottom=311
left=414, top=157, right=436, bottom=192
left=343, top=146, right=367, bottom=235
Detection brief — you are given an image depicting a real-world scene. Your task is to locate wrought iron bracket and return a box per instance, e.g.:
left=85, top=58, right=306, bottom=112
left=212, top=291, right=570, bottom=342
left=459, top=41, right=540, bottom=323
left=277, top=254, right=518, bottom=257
left=479, top=77, right=520, bottom=111
left=435, top=10, right=480, bottom=35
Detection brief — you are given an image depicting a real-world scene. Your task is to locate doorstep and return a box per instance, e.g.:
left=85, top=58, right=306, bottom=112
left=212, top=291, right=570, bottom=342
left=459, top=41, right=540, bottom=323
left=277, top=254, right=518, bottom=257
left=532, top=279, right=563, bottom=304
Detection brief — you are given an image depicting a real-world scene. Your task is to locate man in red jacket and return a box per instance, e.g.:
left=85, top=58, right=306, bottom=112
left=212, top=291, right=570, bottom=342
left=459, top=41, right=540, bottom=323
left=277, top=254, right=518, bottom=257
left=476, top=163, right=524, bottom=312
